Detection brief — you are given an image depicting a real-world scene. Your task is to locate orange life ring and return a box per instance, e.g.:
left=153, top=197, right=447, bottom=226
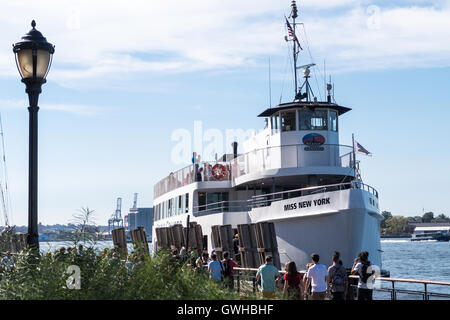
left=212, top=164, right=227, bottom=180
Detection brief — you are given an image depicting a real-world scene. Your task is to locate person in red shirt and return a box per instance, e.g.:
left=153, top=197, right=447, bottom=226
left=283, top=261, right=304, bottom=300
left=222, top=251, right=238, bottom=290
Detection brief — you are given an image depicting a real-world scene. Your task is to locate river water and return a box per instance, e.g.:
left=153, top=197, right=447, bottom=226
left=38, top=238, right=450, bottom=300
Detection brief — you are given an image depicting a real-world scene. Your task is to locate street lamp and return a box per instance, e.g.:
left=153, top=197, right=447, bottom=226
left=13, top=20, right=54, bottom=250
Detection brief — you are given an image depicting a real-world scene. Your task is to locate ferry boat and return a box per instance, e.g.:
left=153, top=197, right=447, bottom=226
left=152, top=1, right=383, bottom=270
left=411, top=226, right=450, bottom=242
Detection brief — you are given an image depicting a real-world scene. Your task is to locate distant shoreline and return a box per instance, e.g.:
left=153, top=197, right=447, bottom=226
left=381, top=235, right=411, bottom=239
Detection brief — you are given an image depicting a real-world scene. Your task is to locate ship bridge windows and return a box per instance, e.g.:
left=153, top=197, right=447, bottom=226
left=281, top=111, right=296, bottom=132
left=329, top=110, right=338, bottom=131
left=298, top=109, right=328, bottom=130
left=270, top=114, right=279, bottom=133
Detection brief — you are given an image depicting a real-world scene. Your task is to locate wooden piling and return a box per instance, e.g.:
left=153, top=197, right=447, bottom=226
left=130, top=226, right=149, bottom=256
left=211, top=224, right=234, bottom=260
left=255, top=222, right=280, bottom=269
left=237, top=223, right=259, bottom=268
left=111, top=227, right=128, bottom=256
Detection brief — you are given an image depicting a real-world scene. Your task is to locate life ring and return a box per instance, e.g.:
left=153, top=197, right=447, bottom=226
left=212, top=164, right=227, bottom=180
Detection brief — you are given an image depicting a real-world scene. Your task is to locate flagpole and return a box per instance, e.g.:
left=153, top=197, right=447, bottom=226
left=291, top=1, right=298, bottom=99
left=352, top=133, right=357, bottom=174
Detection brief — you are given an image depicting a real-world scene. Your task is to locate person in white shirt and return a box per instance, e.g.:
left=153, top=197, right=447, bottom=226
left=304, top=253, right=329, bottom=300
left=351, top=251, right=374, bottom=300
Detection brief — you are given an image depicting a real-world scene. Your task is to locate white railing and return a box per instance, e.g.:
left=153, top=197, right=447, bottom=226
left=251, top=181, right=379, bottom=208
left=190, top=181, right=379, bottom=216
left=154, top=161, right=231, bottom=198
left=230, top=144, right=355, bottom=180
left=154, top=144, right=355, bottom=199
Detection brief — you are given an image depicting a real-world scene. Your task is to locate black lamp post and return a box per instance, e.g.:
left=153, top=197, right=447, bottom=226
left=13, top=20, right=54, bottom=250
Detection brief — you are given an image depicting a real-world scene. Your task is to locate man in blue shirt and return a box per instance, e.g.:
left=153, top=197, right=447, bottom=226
left=256, top=256, right=280, bottom=298
left=208, top=253, right=224, bottom=283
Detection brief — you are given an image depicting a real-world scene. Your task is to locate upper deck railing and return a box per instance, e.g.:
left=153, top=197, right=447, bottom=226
left=154, top=144, right=355, bottom=199
left=230, top=143, right=354, bottom=180
left=154, top=161, right=231, bottom=198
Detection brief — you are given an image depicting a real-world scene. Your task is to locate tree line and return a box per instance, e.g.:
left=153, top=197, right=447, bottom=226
left=380, top=211, right=450, bottom=237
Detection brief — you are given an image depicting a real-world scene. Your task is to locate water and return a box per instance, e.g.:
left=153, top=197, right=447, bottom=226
left=39, top=240, right=152, bottom=255
left=374, top=239, right=450, bottom=299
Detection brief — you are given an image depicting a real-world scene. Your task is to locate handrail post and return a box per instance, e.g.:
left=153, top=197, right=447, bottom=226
left=392, top=281, right=396, bottom=300
left=236, top=271, right=240, bottom=293
left=424, top=283, right=428, bottom=301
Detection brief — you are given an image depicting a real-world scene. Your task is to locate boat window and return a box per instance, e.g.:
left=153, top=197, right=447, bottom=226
left=185, top=193, right=189, bottom=213
left=271, top=114, right=279, bottom=133
left=281, top=111, right=296, bottom=131
left=177, top=195, right=182, bottom=215
left=206, top=192, right=229, bottom=212
left=181, top=194, right=185, bottom=214
left=329, top=111, right=338, bottom=131
left=298, top=110, right=328, bottom=130
left=167, top=199, right=173, bottom=217
left=198, top=192, right=206, bottom=211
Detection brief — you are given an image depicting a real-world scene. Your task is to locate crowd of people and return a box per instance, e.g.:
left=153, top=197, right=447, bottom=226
left=169, top=240, right=375, bottom=301
left=255, top=250, right=375, bottom=300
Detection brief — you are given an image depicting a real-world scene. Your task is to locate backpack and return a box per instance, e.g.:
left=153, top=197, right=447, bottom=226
left=222, top=259, right=232, bottom=278
left=360, top=261, right=374, bottom=283
left=331, top=265, right=346, bottom=286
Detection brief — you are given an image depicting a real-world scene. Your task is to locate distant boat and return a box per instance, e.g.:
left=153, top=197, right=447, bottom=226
left=411, top=226, right=450, bottom=242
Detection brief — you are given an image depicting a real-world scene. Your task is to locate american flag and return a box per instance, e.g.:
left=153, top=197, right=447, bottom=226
left=354, top=140, right=372, bottom=156
left=285, top=17, right=302, bottom=50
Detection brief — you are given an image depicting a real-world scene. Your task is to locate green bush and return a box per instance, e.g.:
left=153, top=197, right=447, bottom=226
left=0, top=247, right=260, bottom=300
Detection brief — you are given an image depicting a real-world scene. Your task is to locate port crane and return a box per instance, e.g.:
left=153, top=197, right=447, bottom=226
left=108, top=197, right=123, bottom=233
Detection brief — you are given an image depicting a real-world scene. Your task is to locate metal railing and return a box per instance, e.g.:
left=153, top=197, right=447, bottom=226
left=251, top=181, right=379, bottom=209
left=154, top=143, right=356, bottom=199
left=231, top=267, right=450, bottom=300
left=230, top=144, right=355, bottom=181
left=154, top=161, right=231, bottom=198
left=186, top=181, right=379, bottom=217
left=193, top=200, right=250, bottom=216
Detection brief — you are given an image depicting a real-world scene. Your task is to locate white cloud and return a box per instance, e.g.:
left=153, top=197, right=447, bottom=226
left=0, top=99, right=105, bottom=117
left=1, top=0, right=449, bottom=86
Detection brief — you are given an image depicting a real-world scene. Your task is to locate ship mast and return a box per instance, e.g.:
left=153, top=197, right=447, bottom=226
left=291, top=0, right=299, bottom=99
left=286, top=1, right=317, bottom=102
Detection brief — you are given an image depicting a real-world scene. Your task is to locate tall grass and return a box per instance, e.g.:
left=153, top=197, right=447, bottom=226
left=0, top=247, right=261, bottom=300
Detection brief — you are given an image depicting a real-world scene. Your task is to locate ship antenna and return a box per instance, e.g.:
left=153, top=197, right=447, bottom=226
left=291, top=0, right=299, bottom=99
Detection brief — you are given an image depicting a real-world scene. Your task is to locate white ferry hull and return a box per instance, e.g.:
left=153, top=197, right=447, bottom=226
left=153, top=188, right=382, bottom=270
left=248, top=188, right=382, bottom=270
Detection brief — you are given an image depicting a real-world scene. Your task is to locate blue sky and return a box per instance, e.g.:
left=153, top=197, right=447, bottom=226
left=0, top=0, right=449, bottom=225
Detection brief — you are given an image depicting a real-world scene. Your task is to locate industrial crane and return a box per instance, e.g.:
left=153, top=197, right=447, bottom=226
left=108, top=197, right=123, bottom=233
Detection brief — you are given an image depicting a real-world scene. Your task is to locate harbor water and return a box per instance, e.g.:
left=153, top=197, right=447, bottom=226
left=38, top=238, right=450, bottom=299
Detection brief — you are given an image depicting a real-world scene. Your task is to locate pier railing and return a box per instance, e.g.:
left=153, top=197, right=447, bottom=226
left=231, top=267, right=450, bottom=300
